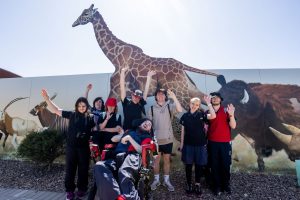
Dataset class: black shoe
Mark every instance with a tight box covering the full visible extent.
[213,188,222,196]
[223,186,231,195]
[194,184,202,195]
[185,183,193,194]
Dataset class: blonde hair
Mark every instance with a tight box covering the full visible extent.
[190,97,201,104]
[189,97,204,112]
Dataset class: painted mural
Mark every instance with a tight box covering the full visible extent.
[1,4,299,173]
[1,69,300,172]
[72,4,224,107]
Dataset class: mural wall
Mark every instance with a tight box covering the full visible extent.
[0,73,111,150]
[1,5,299,172]
[0,68,300,173]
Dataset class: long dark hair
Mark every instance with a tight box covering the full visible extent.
[74,97,90,113]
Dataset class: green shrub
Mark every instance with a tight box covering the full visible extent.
[17,129,64,167]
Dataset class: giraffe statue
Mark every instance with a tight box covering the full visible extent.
[72,4,224,107]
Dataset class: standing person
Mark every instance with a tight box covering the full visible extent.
[148,88,183,192]
[120,66,156,131]
[98,97,123,151]
[41,89,96,200]
[179,96,216,195]
[84,83,105,145]
[206,92,236,196]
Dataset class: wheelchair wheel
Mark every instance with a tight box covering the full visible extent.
[137,178,153,200]
[137,179,145,200]
[87,182,97,200]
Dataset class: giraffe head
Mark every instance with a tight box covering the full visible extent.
[72,4,98,27]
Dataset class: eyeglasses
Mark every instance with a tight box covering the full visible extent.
[141,121,152,127]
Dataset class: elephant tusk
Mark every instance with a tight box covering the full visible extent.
[269,127,292,145]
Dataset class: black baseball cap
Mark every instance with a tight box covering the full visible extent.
[132,89,143,98]
[210,92,224,101]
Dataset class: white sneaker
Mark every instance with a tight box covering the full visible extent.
[150,179,161,190]
[163,179,175,192]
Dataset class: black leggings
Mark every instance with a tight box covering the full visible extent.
[185,164,202,185]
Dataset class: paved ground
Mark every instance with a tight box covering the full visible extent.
[0,188,67,200]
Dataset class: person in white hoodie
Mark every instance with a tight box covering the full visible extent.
[148,88,183,192]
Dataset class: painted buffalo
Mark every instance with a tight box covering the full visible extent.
[218,79,300,170]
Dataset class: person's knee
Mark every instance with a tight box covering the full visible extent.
[163,154,171,163]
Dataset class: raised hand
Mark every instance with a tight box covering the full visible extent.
[121,66,129,74]
[147,70,156,77]
[41,89,50,100]
[87,84,92,91]
[106,112,112,121]
[227,104,235,115]
[203,95,212,105]
[167,89,176,99]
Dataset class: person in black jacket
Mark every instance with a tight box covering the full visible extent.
[120,66,155,131]
[41,89,96,200]
[84,83,105,147]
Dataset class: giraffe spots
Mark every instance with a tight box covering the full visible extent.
[173,67,179,74]
[89,10,213,107]
[140,68,149,76]
[122,47,132,59]
[132,63,139,69]
[105,35,112,43]
[135,53,142,60]
[162,66,168,74]
[175,62,181,69]
[107,41,114,49]
[131,69,138,77]
[143,59,151,66]
[165,72,173,81]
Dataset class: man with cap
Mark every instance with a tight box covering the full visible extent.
[120,66,156,131]
[206,92,236,196]
[93,118,153,200]
[148,88,183,192]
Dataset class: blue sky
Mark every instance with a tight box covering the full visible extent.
[1,0,300,77]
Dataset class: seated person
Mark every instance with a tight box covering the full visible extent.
[94,118,153,200]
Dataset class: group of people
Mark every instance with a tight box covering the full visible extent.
[179,92,236,196]
[41,67,236,200]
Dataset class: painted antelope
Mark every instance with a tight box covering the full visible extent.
[29,93,69,134]
[0,97,41,149]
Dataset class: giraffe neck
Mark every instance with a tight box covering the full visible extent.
[92,12,129,69]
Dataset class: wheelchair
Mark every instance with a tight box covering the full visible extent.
[88,138,158,200]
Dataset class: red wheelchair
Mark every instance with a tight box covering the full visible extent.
[88,138,158,200]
